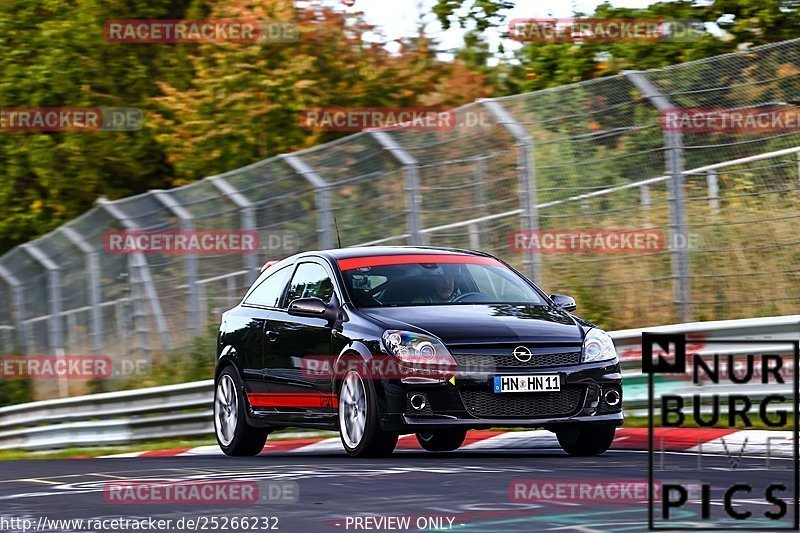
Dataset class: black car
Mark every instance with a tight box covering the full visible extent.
[214,246,623,458]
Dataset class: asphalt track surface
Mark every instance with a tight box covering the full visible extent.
[0,443,796,533]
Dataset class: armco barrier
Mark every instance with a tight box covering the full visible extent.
[0,315,797,451]
[0,381,213,451]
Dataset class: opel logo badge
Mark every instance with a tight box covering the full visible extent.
[513,346,532,363]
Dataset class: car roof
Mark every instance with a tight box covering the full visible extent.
[258,246,494,275]
[317,246,490,261]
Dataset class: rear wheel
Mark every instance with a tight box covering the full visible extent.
[214,367,269,456]
[338,370,398,457]
[416,429,467,452]
[556,423,616,456]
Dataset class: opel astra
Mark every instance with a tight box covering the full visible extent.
[214,247,623,457]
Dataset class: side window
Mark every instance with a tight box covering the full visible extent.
[285,263,334,304]
[244,266,292,308]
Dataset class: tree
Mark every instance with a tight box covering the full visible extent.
[0,0,492,251]
[435,0,800,93]
[153,0,492,184]
[433,0,514,32]
[0,0,184,251]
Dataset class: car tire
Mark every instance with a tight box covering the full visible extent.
[416,429,467,452]
[338,369,398,457]
[214,367,269,456]
[556,423,616,456]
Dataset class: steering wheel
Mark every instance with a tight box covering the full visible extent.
[351,288,383,307]
[451,292,485,303]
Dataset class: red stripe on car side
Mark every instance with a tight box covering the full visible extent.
[247,392,338,409]
[337,254,502,271]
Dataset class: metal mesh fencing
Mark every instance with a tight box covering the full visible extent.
[1,38,799,399]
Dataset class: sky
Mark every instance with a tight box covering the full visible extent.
[328,0,662,60]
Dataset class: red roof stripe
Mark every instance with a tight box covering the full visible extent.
[261,260,279,273]
[337,254,502,271]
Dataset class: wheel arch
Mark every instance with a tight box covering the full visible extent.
[215,345,246,383]
[332,341,389,405]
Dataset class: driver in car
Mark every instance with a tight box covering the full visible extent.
[432,271,455,302]
[412,271,457,304]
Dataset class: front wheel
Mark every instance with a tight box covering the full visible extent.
[416,429,467,452]
[214,367,269,456]
[338,370,398,457]
[555,423,616,456]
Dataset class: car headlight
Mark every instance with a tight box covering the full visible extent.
[582,328,618,363]
[381,330,457,378]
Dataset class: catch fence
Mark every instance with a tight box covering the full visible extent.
[1,39,799,399]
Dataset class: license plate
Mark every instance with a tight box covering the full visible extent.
[492,374,560,393]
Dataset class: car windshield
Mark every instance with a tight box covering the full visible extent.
[340,256,547,307]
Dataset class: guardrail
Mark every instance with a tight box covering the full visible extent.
[0,381,213,451]
[0,314,797,451]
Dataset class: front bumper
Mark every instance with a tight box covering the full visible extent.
[378,359,623,431]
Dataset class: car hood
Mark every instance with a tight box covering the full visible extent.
[359,304,585,345]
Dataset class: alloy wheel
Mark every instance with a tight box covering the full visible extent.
[215,374,238,447]
[339,371,367,448]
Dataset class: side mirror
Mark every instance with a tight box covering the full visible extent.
[550,294,577,312]
[288,297,340,324]
[288,297,328,318]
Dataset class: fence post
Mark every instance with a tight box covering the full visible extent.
[66,313,78,353]
[625,70,691,322]
[468,223,481,249]
[795,152,800,187]
[115,300,127,357]
[61,227,103,355]
[21,243,63,354]
[282,155,335,249]
[481,99,540,285]
[0,264,28,353]
[227,275,237,308]
[641,184,652,210]
[707,171,720,217]
[152,190,201,335]
[209,175,259,284]
[98,198,172,353]
[370,131,424,246]
[473,156,488,248]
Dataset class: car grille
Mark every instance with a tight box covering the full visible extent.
[452,351,582,370]
[459,386,585,418]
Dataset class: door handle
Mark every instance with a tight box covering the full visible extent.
[266,330,279,342]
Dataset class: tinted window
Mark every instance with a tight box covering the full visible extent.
[342,261,546,307]
[286,263,334,304]
[244,266,292,308]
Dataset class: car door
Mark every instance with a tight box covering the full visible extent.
[264,259,338,416]
[239,264,293,399]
